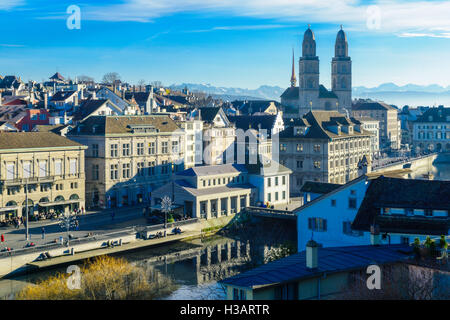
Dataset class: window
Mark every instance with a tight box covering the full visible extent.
[331,199,336,207]
[275,192,279,201]
[39,114,46,120]
[148,161,155,176]
[161,141,168,154]
[110,144,118,157]
[308,218,327,232]
[92,144,99,157]
[110,164,118,180]
[275,177,279,186]
[172,140,179,153]
[282,191,286,200]
[343,221,363,236]
[314,161,321,169]
[39,160,47,177]
[282,176,286,185]
[267,178,271,187]
[297,160,303,168]
[69,159,77,175]
[296,144,303,152]
[313,144,321,152]
[70,182,78,189]
[233,289,246,300]
[267,193,271,202]
[137,142,144,155]
[122,163,131,178]
[92,164,99,180]
[123,143,130,156]
[348,197,357,209]
[23,161,31,178]
[280,143,287,152]
[137,162,145,176]
[161,160,168,174]
[148,142,156,155]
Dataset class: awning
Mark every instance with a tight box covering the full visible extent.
[38,199,82,207]
[0,206,19,212]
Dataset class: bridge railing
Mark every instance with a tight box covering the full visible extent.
[245,206,295,216]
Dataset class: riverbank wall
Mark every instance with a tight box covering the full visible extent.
[0,215,235,278]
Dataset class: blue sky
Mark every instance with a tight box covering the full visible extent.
[1,0,450,89]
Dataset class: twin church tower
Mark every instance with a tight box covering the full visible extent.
[281,25,352,117]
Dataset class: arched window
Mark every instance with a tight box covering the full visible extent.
[55,195,65,202]
[70,194,79,200]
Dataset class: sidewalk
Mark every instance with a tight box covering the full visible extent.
[0,204,150,253]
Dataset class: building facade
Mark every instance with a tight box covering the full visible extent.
[279,111,372,193]
[68,115,185,209]
[412,106,450,153]
[352,100,401,151]
[0,132,86,220]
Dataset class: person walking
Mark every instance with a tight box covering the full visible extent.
[1,234,4,244]
[41,227,45,239]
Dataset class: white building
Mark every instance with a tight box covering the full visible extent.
[412,106,450,153]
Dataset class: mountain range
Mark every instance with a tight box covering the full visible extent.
[170,82,450,107]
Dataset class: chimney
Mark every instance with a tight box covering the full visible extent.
[370,225,381,245]
[306,239,319,269]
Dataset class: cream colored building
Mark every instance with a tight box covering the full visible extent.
[279,111,372,194]
[352,100,400,151]
[68,115,185,209]
[177,119,203,168]
[0,132,87,220]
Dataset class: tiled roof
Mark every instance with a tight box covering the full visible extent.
[69,115,181,135]
[176,164,248,177]
[233,100,281,115]
[51,91,76,101]
[300,181,342,194]
[318,85,338,99]
[352,176,450,233]
[415,107,450,123]
[72,99,109,121]
[280,87,299,99]
[228,114,277,132]
[352,101,396,111]
[220,244,412,289]
[0,132,84,150]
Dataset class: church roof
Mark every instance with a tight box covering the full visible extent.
[280,87,299,100]
[318,85,338,99]
[303,27,315,41]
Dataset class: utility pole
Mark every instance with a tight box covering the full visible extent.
[25,177,29,240]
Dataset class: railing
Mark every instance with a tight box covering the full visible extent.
[245,206,296,219]
[372,152,438,171]
[144,218,199,232]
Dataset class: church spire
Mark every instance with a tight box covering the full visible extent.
[290,49,297,87]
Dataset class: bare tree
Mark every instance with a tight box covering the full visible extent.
[77,75,95,83]
[150,81,163,89]
[102,72,121,85]
[335,264,449,300]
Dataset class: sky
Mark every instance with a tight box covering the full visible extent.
[1,0,450,89]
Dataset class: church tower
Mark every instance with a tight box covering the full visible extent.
[299,25,320,116]
[331,26,352,113]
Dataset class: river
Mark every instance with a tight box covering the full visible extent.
[0,219,297,300]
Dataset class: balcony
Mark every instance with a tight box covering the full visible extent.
[1,176,56,186]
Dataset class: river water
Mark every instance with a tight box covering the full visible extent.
[0,219,297,300]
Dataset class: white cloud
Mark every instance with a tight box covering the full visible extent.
[0,0,24,10]
[80,0,450,36]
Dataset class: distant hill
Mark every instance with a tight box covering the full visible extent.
[170,83,450,107]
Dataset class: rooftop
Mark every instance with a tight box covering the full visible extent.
[220,244,412,289]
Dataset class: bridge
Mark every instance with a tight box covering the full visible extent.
[244,206,296,220]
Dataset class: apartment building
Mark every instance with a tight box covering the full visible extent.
[67,115,185,209]
[352,100,400,151]
[176,119,203,168]
[412,106,450,153]
[0,132,86,220]
[279,111,372,193]
[351,117,380,157]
